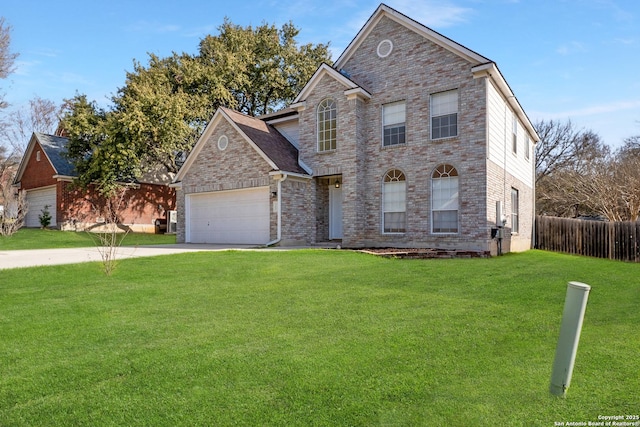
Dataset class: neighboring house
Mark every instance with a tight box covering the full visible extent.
[12,132,176,232]
[172,3,539,254]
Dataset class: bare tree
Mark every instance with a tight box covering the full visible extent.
[611,138,640,221]
[84,186,132,276]
[535,119,610,217]
[0,145,27,235]
[535,119,608,183]
[0,17,18,111]
[1,97,63,153]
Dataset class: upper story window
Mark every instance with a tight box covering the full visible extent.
[317,98,337,152]
[512,113,518,154]
[431,164,459,233]
[524,135,530,161]
[382,169,406,233]
[382,101,406,147]
[431,89,458,140]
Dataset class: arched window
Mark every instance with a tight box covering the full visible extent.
[383,169,406,233]
[317,98,336,151]
[431,164,458,233]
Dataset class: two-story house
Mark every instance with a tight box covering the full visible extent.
[172,3,539,254]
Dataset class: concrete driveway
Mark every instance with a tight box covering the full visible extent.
[0,244,258,270]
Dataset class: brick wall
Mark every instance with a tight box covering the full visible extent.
[279,177,313,245]
[59,182,175,233]
[176,118,275,243]
[19,142,58,190]
[297,16,492,250]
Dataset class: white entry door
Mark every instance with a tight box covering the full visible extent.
[329,185,343,240]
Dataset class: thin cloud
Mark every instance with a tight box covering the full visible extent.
[387,0,473,28]
[126,21,181,34]
[30,48,59,58]
[614,37,636,45]
[532,99,640,119]
[13,60,40,76]
[594,0,634,22]
[556,41,588,55]
[328,0,473,59]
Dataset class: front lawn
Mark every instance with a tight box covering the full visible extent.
[0,250,638,426]
[0,228,176,250]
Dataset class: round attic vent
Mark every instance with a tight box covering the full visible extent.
[218,135,228,151]
[377,39,393,58]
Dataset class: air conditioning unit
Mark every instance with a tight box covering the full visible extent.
[167,210,177,234]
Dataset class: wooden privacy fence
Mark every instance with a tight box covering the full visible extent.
[535,216,640,262]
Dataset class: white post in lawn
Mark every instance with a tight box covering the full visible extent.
[550,281,591,397]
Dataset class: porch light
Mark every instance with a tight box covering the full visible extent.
[334,179,341,189]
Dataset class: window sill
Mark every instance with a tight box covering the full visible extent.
[431,135,459,142]
[381,143,407,150]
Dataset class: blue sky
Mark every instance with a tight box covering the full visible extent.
[2,0,639,147]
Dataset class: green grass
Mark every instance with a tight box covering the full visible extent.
[0,228,176,250]
[0,250,638,426]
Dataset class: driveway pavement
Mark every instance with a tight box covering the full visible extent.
[0,244,258,270]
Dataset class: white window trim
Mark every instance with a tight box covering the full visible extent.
[431,165,459,234]
[377,39,393,58]
[382,101,406,148]
[217,135,228,151]
[512,113,518,155]
[430,89,459,140]
[382,169,407,234]
[511,187,519,234]
[317,98,337,152]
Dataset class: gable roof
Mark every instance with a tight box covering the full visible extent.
[13,132,175,186]
[331,3,539,142]
[174,107,308,182]
[334,3,490,69]
[37,132,76,177]
[13,132,76,185]
[291,63,372,105]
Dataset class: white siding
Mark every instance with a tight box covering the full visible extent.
[487,81,534,188]
[272,120,300,148]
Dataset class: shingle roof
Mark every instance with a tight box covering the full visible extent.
[32,133,173,185]
[35,132,76,176]
[221,108,307,175]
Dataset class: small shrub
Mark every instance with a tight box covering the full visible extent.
[39,205,52,229]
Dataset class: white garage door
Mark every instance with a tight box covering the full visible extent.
[25,186,57,228]
[187,187,270,244]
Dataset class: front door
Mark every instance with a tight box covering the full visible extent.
[329,185,343,240]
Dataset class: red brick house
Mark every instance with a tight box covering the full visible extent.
[12,132,176,232]
[172,3,539,254]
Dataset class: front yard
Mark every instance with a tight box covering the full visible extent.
[0,249,638,425]
[0,228,176,250]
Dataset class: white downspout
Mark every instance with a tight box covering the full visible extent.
[266,173,287,246]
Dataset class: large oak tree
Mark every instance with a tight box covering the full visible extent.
[63,19,331,195]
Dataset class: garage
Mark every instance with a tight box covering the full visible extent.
[186,187,270,244]
[25,186,57,228]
